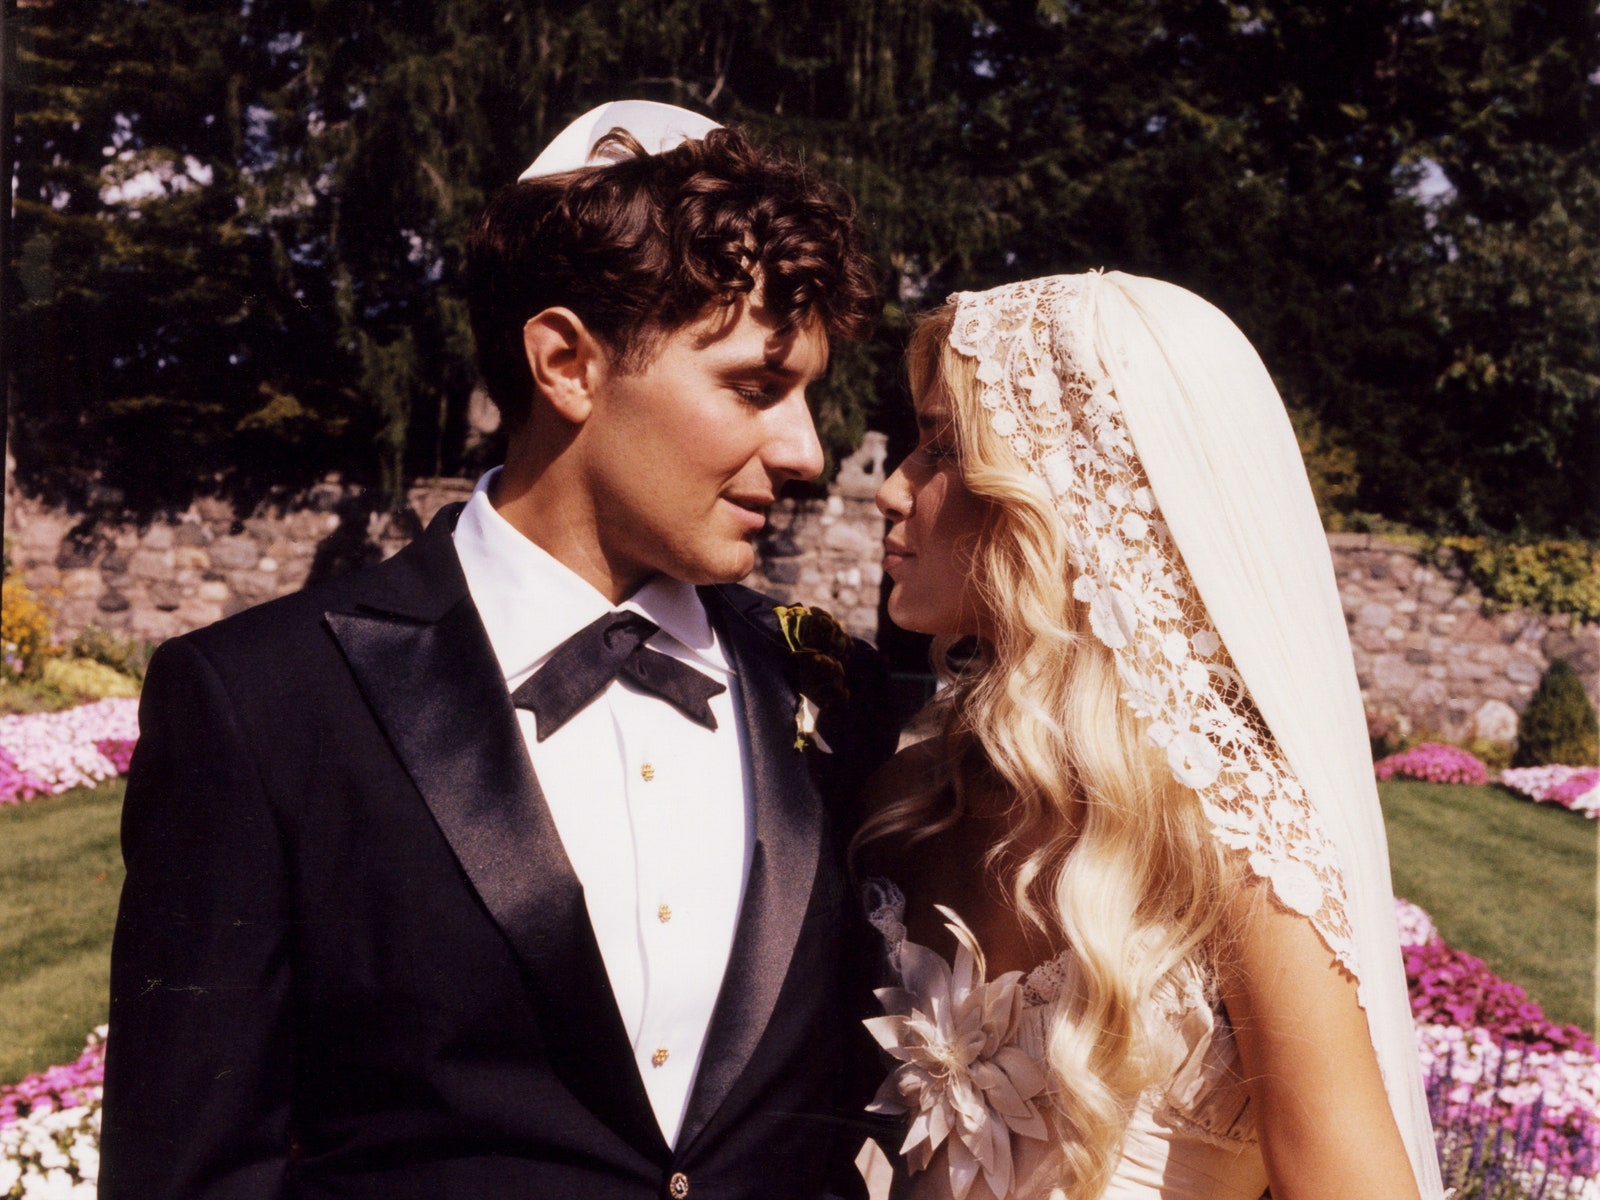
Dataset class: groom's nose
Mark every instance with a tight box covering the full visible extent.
[761,392,826,485]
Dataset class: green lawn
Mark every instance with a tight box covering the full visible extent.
[0,778,1593,1084]
[0,780,125,1082]
[1381,779,1597,1033]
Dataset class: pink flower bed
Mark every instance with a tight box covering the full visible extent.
[94,739,136,775]
[1375,741,1490,785]
[0,1030,104,1127]
[0,699,139,806]
[1393,897,1438,948]
[1501,766,1600,819]
[1398,900,1600,1189]
[0,749,50,805]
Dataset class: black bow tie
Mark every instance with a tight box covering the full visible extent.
[512,611,726,740]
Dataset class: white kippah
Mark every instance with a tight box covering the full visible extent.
[517,100,722,181]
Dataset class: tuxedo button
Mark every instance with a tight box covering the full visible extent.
[651,1046,669,1067]
[658,904,672,923]
[668,1172,689,1199]
[640,762,656,782]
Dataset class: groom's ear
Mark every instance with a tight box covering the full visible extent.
[522,307,605,425]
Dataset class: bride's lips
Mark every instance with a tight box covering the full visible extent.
[882,539,913,573]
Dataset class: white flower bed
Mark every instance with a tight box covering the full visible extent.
[0,699,139,804]
[0,1101,99,1200]
[1500,765,1600,818]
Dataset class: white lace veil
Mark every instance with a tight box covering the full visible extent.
[946,272,1443,1196]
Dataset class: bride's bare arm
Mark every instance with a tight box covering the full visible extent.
[1217,891,1424,1200]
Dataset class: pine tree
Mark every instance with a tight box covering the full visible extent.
[6,0,1597,537]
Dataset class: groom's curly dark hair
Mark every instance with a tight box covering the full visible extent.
[466,124,879,430]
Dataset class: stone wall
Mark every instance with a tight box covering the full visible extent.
[2,433,891,646]
[742,432,888,639]
[4,478,475,645]
[7,441,1597,745]
[1331,533,1599,743]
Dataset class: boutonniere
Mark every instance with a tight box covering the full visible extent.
[774,604,853,753]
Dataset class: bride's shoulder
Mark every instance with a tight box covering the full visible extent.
[861,735,948,818]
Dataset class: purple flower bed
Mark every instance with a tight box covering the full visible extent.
[1375,741,1491,786]
[1501,766,1600,820]
[1401,905,1600,1190]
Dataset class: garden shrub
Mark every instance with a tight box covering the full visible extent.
[42,657,141,700]
[1366,709,1413,761]
[0,572,60,682]
[1437,538,1600,622]
[1513,659,1599,768]
[68,625,152,683]
[1464,738,1513,771]
[1289,405,1361,521]
[0,678,79,715]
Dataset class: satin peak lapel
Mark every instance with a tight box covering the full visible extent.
[678,586,826,1148]
[322,514,666,1160]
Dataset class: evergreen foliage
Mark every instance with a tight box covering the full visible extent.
[5,0,1598,537]
[1513,659,1600,768]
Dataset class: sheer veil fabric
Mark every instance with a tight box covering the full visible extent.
[945,272,1443,1196]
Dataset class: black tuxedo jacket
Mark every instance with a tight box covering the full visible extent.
[101,505,895,1200]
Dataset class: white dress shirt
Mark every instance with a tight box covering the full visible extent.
[453,470,753,1146]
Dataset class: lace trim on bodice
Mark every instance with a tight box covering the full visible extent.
[863,878,1257,1162]
[863,877,910,972]
[865,878,1076,1011]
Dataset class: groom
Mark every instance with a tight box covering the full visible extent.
[101,102,891,1200]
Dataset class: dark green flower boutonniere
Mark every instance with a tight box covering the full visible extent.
[774,604,853,752]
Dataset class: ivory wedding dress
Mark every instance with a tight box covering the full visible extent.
[864,880,1268,1200]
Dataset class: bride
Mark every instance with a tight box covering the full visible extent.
[856,273,1445,1199]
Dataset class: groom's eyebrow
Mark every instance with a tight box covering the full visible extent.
[717,346,831,385]
[753,357,805,378]
[714,359,829,390]
[762,355,832,383]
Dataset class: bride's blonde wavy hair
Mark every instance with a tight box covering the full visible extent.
[856,302,1238,1198]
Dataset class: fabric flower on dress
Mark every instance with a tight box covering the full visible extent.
[866,907,1051,1200]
